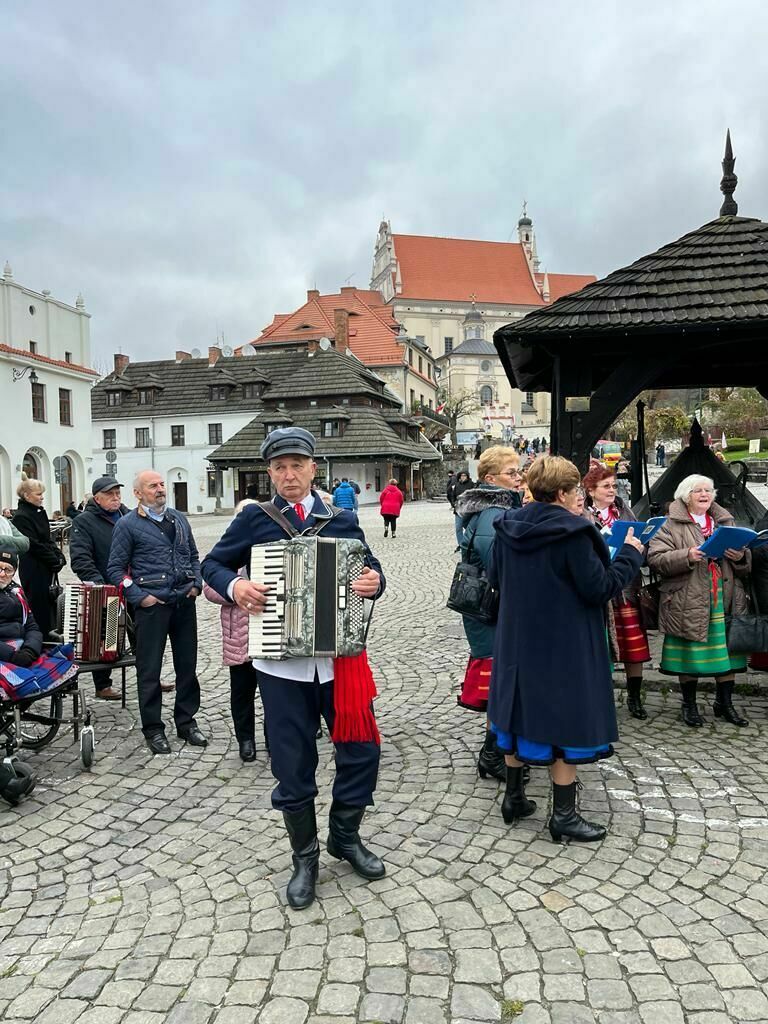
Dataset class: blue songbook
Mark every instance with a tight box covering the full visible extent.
[698,526,768,559]
[602,517,666,559]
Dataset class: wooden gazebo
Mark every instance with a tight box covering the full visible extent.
[494,134,768,503]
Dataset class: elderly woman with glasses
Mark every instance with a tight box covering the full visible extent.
[647,474,750,727]
[454,446,523,786]
[0,550,43,669]
[582,463,651,720]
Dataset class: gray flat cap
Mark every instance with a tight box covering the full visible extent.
[260,426,316,462]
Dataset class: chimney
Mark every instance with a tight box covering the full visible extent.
[208,346,221,366]
[307,289,320,301]
[114,353,129,376]
[340,286,356,295]
[176,350,191,362]
[334,309,350,353]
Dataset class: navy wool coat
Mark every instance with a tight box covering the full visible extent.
[487,501,643,748]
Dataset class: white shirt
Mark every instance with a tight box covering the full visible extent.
[227,492,334,683]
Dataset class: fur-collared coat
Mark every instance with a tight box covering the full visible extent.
[456,484,521,658]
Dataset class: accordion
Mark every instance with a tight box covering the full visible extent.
[248,537,367,659]
[62,583,127,662]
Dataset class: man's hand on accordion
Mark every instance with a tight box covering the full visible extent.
[233,578,271,614]
[351,567,381,599]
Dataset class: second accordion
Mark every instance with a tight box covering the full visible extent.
[62,583,127,662]
[248,536,367,659]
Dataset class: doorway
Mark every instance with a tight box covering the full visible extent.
[173,482,188,512]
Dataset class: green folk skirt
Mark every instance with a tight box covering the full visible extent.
[660,579,747,676]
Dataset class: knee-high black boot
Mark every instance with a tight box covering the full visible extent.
[501,766,537,824]
[548,781,606,843]
[626,678,647,719]
[680,680,703,726]
[327,801,385,879]
[713,679,748,726]
[477,730,506,781]
[283,804,320,909]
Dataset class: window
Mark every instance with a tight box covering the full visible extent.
[208,423,222,445]
[29,341,37,354]
[137,388,155,405]
[375,469,382,491]
[209,385,229,401]
[408,349,413,366]
[103,429,116,449]
[321,420,342,438]
[420,394,425,407]
[480,359,492,373]
[416,335,425,345]
[171,425,185,446]
[264,422,287,436]
[418,356,423,374]
[409,389,415,407]
[58,388,72,426]
[106,391,123,407]
[427,364,432,379]
[429,398,433,410]
[480,385,493,406]
[135,427,150,448]
[31,382,46,422]
[243,383,262,400]
[525,391,535,407]
[444,337,453,355]
[207,470,218,498]
[64,351,72,364]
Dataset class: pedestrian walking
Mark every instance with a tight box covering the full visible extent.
[454,447,521,784]
[379,479,404,537]
[107,470,206,755]
[583,464,651,720]
[647,475,750,728]
[488,455,644,841]
[70,476,131,700]
[202,427,386,910]
[13,477,66,640]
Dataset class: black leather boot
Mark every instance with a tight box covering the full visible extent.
[501,766,537,824]
[477,730,506,781]
[548,781,606,843]
[283,805,320,909]
[713,679,748,727]
[680,680,704,726]
[626,678,647,719]
[327,801,385,879]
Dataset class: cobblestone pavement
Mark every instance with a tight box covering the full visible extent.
[3,502,768,1024]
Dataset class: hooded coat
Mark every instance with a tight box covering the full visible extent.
[456,484,521,657]
[487,501,643,748]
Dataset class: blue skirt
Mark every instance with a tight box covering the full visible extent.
[491,722,614,766]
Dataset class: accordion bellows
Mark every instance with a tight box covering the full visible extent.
[248,537,367,659]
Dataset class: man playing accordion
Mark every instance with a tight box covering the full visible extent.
[202,427,386,910]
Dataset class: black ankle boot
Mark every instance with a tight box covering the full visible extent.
[713,679,748,727]
[680,680,703,726]
[626,678,647,719]
[501,766,537,824]
[283,805,320,909]
[327,801,385,879]
[477,731,506,781]
[548,782,606,843]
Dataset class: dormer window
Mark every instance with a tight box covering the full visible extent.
[209,384,230,401]
[243,382,264,400]
[321,419,344,438]
[137,388,155,406]
[106,391,123,407]
[263,421,290,436]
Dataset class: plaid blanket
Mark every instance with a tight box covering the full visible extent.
[0,644,78,702]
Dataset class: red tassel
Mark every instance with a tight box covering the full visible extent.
[331,650,380,745]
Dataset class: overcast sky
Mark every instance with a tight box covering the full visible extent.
[3,1,768,366]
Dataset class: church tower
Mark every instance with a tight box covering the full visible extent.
[517,203,540,273]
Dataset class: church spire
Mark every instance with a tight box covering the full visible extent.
[719,130,738,217]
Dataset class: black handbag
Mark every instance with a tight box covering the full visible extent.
[726,579,768,653]
[637,571,660,632]
[48,573,63,603]
[446,526,499,625]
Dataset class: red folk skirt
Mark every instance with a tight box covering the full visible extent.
[613,599,651,664]
[457,656,491,712]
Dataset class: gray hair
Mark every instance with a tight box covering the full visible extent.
[673,474,716,505]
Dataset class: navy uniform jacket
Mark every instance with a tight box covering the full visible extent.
[202,492,386,601]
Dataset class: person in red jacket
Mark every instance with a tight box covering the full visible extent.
[379,479,404,538]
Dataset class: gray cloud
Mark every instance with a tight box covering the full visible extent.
[2,1,767,364]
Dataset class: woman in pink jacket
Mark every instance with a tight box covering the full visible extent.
[203,500,267,762]
[379,479,404,538]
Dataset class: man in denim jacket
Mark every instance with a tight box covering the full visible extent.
[108,470,205,754]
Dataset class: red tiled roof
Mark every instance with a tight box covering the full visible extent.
[254,288,406,365]
[392,234,594,305]
[535,272,596,302]
[0,343,99,376]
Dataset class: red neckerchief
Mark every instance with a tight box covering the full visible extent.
[595,504,619,527]
[689,511,720,606]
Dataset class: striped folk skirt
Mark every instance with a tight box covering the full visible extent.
[613,598,651,664]
[660,580,747,677]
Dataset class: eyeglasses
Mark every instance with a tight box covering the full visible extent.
[0,567,16,576]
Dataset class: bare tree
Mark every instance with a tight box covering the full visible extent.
[437,387,482,445]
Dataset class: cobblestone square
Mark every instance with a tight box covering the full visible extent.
[2,502,768,1023]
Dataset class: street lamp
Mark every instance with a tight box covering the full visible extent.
[12,366,38,384]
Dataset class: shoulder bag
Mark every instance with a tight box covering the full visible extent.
[726,577,768,653]
[446,523,499,625]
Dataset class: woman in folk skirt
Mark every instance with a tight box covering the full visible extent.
[647,475,750,727]
[583,464,651,719]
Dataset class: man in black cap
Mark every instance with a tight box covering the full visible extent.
[203,427,386,910]
[70,477,130,700]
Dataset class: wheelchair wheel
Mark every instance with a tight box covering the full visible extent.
[19,692,64,750]
[80,726,95,770]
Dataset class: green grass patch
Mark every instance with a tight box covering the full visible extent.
[724,449,768,461]
[0,963,18,979]
[501,1000,525,1019]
